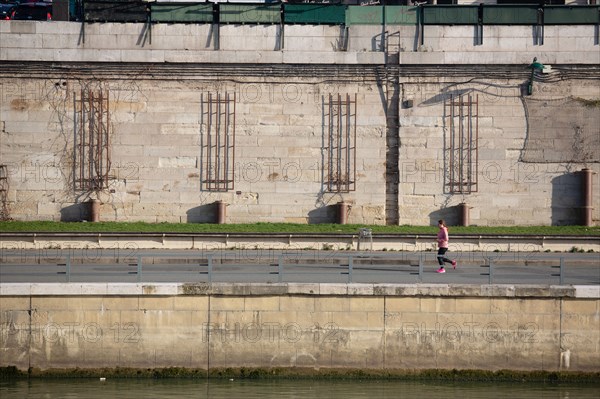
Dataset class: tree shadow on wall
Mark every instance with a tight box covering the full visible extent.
[420,88,472,107]
[308,204,337,224]
[186,203,220,224]
[60,203,89,222]
[551,173,582,226]
[421,81,522,107]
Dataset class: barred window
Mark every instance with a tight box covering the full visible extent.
[324,93,357,193]
[445,94,479,194]
[74,89,111,191]
[200,92,236,192]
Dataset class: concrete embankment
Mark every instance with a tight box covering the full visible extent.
[1,283,598,374]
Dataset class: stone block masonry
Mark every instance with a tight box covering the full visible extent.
[1,67,598,225]
[0,283,598,373]
[0,21,599,226]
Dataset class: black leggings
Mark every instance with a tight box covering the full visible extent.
[437,247,452,266]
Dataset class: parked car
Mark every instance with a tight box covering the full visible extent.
[11,1,52,20]
[0,1,19,20]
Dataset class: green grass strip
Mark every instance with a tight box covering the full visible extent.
[0,221,599,236]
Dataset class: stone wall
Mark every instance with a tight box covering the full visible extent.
[398,77,600,226]
[0,22,599,225]
[2,66,598,225]
[0,71,388,224]
[1,283,598,372]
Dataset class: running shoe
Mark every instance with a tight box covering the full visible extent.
[436,268,445,273]
[452,260,457,269]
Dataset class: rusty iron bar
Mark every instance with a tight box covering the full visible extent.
[216,92,222,191]
[97,90,103,189]
[88,89,94,190]
[105,90,110,189]
[475,94,479,193]
[207,93,213,191]
[353,93,357,192]
[324,93,356,193]
[75,88,110,191]
[231,91,236,191]
[337,93,343,192]
[467,94,472,193]
[78,89,84,190]
[225,92,230,192]
[458,95,465,193]
[202,92,236,191]
[327,93,333,193]
[446,94,479,194]
[449,94,455,193]
[345,94,350,193]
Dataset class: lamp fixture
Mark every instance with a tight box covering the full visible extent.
[527,57,545,95]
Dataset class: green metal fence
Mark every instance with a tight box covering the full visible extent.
[421,5,479,25]
[422,4,600,26]
[219,4,281,25]
[283,4,346,25]
[385,6,418,25]
[150,3,214,24]
[80,2,600,26]
[544,5,600,24]
[482,5,539,25]
[345,5,382,25]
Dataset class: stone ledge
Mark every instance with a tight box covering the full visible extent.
[574,285,600,298]
[0,283,592,298]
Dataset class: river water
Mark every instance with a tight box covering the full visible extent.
[1,378,599,399]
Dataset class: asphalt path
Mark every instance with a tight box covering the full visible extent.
[1,250,598,285]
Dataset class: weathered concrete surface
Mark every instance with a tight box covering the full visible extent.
[1,283,598,372]
[1,23,598,65]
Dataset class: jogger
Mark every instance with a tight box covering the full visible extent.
[436,219,456,273]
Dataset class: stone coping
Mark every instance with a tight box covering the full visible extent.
[0,283,598,298]
[1,233,598,254]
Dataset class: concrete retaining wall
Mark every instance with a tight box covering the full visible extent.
[1,23,598,65]
[1,283,599,372]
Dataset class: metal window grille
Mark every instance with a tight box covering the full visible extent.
[324,93,357,193]
[74,89,111,191]
[445,94,479,194]
[200,92,236,192]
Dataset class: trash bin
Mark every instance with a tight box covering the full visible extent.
[581,168,593,226]
[88,199,100,222]
[458,202,470,227]
[215,200,226,224]
[337,202,349,224]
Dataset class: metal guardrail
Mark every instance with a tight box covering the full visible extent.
[1,231,598,246]
[1,250,598,285]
